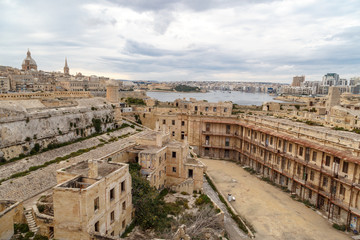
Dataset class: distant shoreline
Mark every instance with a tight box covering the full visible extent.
[146,89,203,93]
[146,90,282,106]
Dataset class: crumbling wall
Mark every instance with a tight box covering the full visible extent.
[0,100,117,160]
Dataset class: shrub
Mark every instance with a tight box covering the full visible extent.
[14,223,29,233]
[125,97,145,106]
[25,231,35,238]
[195,194,212,205]
[37,204,45,213]
[33,235,49,240]
[92,118,102,133]
[30,143,41,154]
[332,223,346,231]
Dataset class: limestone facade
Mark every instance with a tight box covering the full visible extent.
[106,85,119,103]
[141,103,360,231]
[0,98,118,160]
[44,160,133,240]
[130,129,206,192]
[0,77,10,93]
[54,160,132,240]
[0,200,23,240]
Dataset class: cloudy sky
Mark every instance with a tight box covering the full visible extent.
[0,0,360,83]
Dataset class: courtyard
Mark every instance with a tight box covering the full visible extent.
[201,159,350,240]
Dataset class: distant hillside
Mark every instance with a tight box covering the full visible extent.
[174,84,201,92]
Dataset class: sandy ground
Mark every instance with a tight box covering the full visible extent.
[203,179,249,240]
[201,159,351,240]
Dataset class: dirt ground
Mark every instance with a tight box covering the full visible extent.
[201,159,351,240]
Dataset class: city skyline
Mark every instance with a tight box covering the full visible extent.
[1,0,360,83]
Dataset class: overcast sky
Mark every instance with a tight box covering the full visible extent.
[0,0,360,83]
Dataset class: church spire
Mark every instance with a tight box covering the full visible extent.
[64,57,69,75]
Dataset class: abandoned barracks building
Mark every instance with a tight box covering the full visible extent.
[139,98,360,232]
[0,125,205,239]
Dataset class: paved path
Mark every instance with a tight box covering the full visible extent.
[0,129,148,201]
[201,159,351,240]
[203,178,249,240]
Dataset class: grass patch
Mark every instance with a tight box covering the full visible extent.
[0,132,134,184]
[14,223,29,233]
[332,223,346,231]
[0,123,133,167]
[120,221,136,238]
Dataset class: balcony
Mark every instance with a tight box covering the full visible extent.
[202,130,236,137]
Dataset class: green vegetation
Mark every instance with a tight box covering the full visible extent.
[120,221,136,238]
[30,143,41,155]
[0,122,132,167]
[33,235,48,240]
[14,223,29,233]
[126,97,146,105]
[353,128,360,134]
[174,84,200,92]
[25,232,35,238]
[129,163,191,233]
[332,223,346,231]
[0,131,134,184]
[195,194,212,206]
[92,118,102,133]
[13,223,48,240]
[333,126,347,131]
[134,114,142,124]
[37,204,45,213]
[295,119,323,127]
[130,162,173,231]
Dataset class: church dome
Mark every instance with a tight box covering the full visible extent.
[22,57,37,66]
[22,49,37,70]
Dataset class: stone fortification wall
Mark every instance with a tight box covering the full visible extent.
[0,98,117,160]
[0,91,92,101]
[119,90,147,100]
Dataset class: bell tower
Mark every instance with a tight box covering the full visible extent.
[64,57,69,75]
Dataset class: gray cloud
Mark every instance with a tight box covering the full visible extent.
[107,0,277,12]
[0,0,360,82]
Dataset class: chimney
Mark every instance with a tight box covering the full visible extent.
[155,120,160,131]
[156,132,162,147]
[88,160,98,179]
[184,136,188,145]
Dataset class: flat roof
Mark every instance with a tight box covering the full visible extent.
[61,160,125,178]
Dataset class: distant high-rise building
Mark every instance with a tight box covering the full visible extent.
[291,76,305,86]
[21,49,37,71]
[322,73,339,86]
[64,58,69,75]
[349,77,360,86]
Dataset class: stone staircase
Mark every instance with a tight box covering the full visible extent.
[171,178,194,194]
[24,208,39,234]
